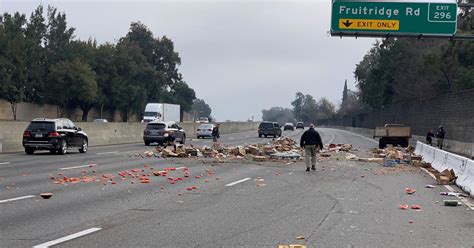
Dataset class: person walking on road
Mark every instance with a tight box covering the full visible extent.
[300,124,323,172]
[212,124,220,142]
[436,125,445,149]
[426,129,435,146]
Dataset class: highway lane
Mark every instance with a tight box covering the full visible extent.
[1,128,473,247]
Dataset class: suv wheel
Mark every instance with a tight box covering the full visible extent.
[25,148,35,155]
[258,134,262,138]
[180,135,186,144]
[49,149,57,154]
[79,139,88,153]
[144,141,150,146]
[58,140,68,155]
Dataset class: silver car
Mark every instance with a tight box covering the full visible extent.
[143,121,186,146]
[196,124,215,139]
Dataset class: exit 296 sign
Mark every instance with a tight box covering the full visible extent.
[331,0,457,37]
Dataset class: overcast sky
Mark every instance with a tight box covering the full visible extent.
[1,0,376,121]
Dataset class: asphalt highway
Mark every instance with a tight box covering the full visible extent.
[1,128,473,247]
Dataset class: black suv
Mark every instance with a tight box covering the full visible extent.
[296,122,304,129]
[22,118,88,155]
[258,121,282,138]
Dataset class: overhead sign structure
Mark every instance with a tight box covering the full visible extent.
[331,0,458,37]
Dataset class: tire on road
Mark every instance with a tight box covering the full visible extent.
[79,139,88,153]
[25,148,35,155]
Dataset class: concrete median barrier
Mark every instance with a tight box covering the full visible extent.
[0,121,259,153]
[415,141,474,198]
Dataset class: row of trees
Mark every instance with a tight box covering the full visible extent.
[354,8,474,109]
[0,5,196,121]
[262,92,337,125]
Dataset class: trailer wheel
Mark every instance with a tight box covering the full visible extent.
[378,138,386,149]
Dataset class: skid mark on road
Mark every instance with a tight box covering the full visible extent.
[33,227,102,248]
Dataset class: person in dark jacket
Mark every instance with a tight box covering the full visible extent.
[436,125,445,149]
[426,129,434,146]
[212,124,220,142]
[300,124,323,172]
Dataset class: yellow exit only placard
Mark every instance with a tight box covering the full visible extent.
[338,19,400,31]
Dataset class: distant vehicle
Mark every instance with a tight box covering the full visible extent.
[196,123,215,139]
[93,119,108,123]
[142,103,180,123]
[196,117,209,123]
[143,121,186,146]
[296,122,304,129]
[258,121,282,138]
[374,124,411,149]
[283,123,295,131]
[22,118,88,155]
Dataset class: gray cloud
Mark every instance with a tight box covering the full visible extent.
[1,0,376,121]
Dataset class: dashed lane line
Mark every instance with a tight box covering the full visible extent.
[33,227,102,248]
[225,178,251,187]
[0,195,35,204]
[0,162,11,165]
[59,164,98,170]
[96,151,119,155]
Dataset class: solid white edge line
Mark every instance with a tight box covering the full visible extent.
[321,128,378,144]
[0,195,35,204]
[96,151,119,155]
[225,177,251,187]
[33,227,102,248]
[420,168,474,210]
[0,162,11,165]
[59,164,98,170]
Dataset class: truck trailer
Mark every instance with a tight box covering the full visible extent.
[142,103,180,122]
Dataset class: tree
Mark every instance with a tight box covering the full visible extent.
[24,5,47,103]
[170,81,195,113]
[342,79,348,107]
[191,99,212,120]
[317,98,336,119]
[301,94,318,123]
[45,6,75,66]
[291,92,305,121]
[47,60,97,119]
[0,12,28,120]
[261,107,295,125]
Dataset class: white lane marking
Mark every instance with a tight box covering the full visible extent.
[326,128,378,144]
[0,162,11,165]
[33,227,102,248]
[96,151,119,155]
[225,177,251,187]
[327,131,335,144]
[421,168,474,210]
[176,167,187,170]
[0,195,35,204]
[59,164,98,170]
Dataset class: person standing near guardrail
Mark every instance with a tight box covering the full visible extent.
[212,124,220,142]
[300,124,323,172]
[436,125,445,149]
[426,129,435,146]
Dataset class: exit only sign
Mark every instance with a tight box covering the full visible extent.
[331,0,458,37]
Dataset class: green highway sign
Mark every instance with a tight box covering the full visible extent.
[331,0,458,37]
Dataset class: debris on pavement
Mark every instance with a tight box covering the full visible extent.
[425,185,436,188]
[411,205,421,210]
[405,188,416,194]
[40,193,53,199]
[296,236,305,240]
[399,204,409,210]
[440,192,467,197]
[443,200,460,206]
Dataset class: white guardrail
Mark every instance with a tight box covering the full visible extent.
[415,141,474,198]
